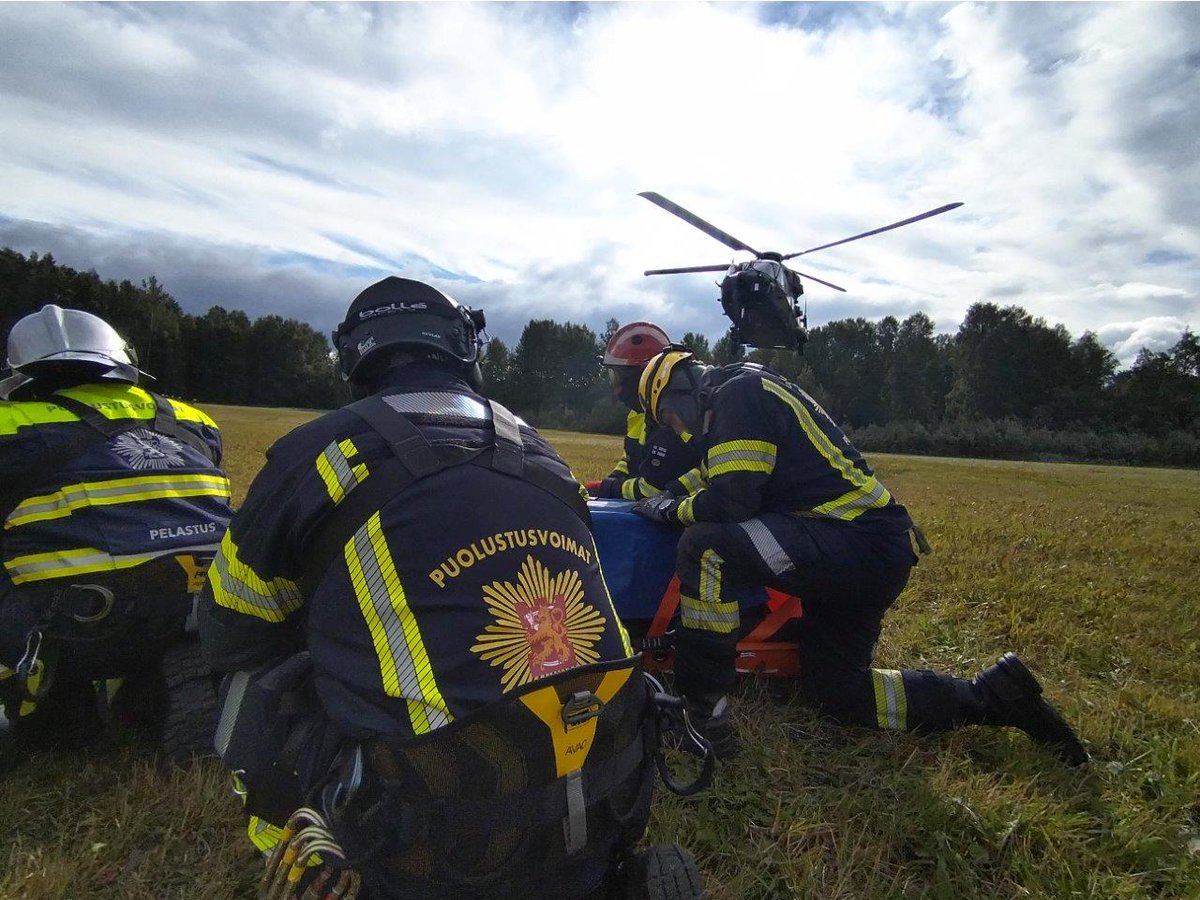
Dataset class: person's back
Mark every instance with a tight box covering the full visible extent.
[205,360,631,739]
[0,305,232,765]
[200,278,702,900]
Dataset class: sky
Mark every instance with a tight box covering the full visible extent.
[0,2,1197,367]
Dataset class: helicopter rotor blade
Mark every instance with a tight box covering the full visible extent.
[639,191,761,256]
[782,202,963,260]
[644,264,734,276]
[791,269,847,292]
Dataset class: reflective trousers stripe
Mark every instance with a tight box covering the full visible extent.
[345,511,452,734]
[871,669,908,730]
[680,548,740,634]
[739,519,793,575]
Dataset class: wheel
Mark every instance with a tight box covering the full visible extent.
[622,844,705,900]
[158,637,219,768]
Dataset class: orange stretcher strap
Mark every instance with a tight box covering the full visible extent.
[647,575,682,638]
[743,594,801,643]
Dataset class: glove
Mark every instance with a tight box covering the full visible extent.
[593,476,624,499]
[633,494,681,525]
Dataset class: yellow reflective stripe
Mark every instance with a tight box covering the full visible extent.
[6,474,231,528]
[706,438,777,478]
[761,379,882,504]
[0,386,215,433]
[626,410,646,441]
[209,531,304,623]
[871,669,907,730]
[248,815,283,853]
[676,468,705,494]
[676,493,698,526]
[346,511,451,734]
[5,546,172,584]
[612,459,630,475]
[315,437,368,504]
[637,479,662,498]
[812,479,891,521]
[707,458,774,477]
[680,595,739,634]
[619,478,662,501]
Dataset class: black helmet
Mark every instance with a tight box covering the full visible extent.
[332,277,486,386]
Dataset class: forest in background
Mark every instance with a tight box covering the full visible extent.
[2,248,1197,465]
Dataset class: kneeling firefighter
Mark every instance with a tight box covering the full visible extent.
[592,323,702,501]
[632,349,1089,767]
[0,305,232,770]
[200,277,711,900]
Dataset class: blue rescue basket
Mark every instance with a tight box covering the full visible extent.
[588,499,680,620]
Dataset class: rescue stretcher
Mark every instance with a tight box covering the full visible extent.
[588,499,802,678]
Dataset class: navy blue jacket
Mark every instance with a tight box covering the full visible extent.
[200,365,632,741]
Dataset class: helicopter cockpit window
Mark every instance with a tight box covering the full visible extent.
[747,259,788,289]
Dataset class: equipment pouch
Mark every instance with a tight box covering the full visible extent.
[214,651,344,827]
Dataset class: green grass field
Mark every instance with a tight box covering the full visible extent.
[3,404,1198,899]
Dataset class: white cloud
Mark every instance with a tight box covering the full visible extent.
[1097,316,1192,366]
[0,2,1196,353]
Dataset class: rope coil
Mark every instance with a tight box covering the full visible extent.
[259,808,362,900]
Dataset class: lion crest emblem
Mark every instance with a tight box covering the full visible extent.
[471,555,606,692]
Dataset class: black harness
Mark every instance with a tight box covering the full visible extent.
[300,392,590,595]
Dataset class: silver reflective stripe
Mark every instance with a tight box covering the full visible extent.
[488,400,522,449]
[321,441,358,493]
[699,550,723,606]
[9,476,230,522]
[706,448,776,470]
[212,550,301,618]
[740,519,794,575]
[350,524,450,729]
[562,769,587,855]
[382,392,489,420]
[682,603,740,629]
[215,670,252,759]
[815,478,890,519]
[7,542,221,584]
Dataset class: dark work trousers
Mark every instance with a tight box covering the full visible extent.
[674,514,985,731]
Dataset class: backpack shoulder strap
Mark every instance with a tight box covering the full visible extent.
[299,394,590,595]
[148,394,218,463]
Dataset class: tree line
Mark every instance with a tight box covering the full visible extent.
[1,249,349,409]
[3,248,1197,466]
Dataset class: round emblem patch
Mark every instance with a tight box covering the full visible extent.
[113,428,186,470]
[471,554,607,693]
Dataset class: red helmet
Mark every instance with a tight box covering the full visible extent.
[601,322,671,367]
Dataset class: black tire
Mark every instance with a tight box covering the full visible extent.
[159,637,219,768]
[625,844,705,900]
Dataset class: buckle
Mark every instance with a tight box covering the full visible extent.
[561,691,603,726]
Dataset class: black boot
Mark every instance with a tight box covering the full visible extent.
[973,653,1089,766]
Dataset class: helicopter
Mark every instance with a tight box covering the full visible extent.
[639,191,963,351]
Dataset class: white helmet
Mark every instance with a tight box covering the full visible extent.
[1,305,145,399]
